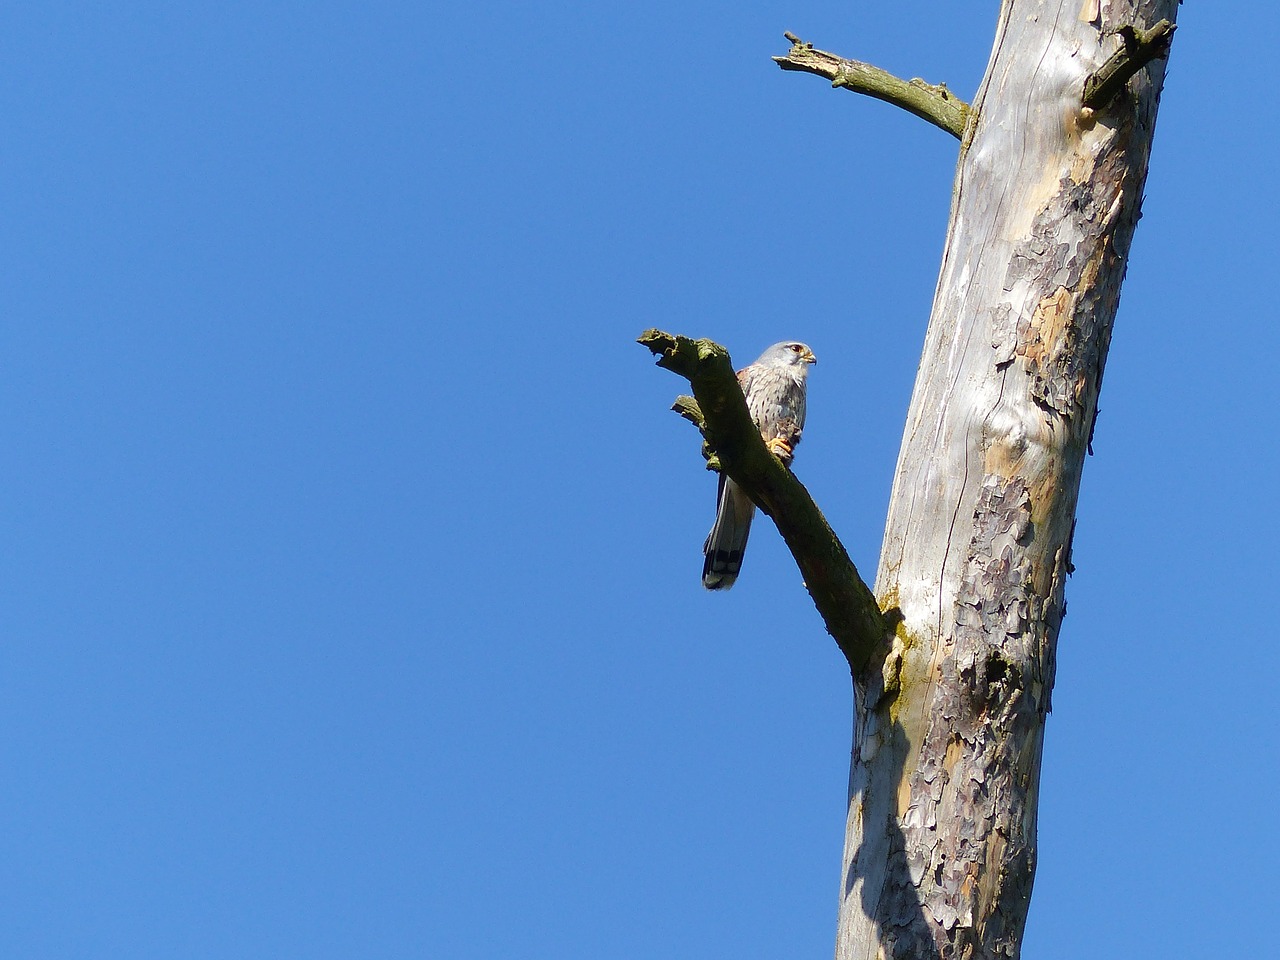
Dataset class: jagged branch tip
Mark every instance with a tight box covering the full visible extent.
[773,32,970,140]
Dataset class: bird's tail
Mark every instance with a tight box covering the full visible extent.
[702,476,755,590]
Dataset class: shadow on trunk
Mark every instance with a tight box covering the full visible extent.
[847,718,943,960]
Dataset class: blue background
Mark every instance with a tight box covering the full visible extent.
[3,2,1274,957]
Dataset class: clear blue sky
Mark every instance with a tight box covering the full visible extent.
[3,2,1275,957]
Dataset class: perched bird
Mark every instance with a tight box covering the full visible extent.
[702,341,817,590]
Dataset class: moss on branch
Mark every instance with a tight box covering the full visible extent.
[773,32,969,140]
[638,328,887,671]
[1083,20,1176,110]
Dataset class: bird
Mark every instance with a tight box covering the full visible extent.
[702,340,817,590]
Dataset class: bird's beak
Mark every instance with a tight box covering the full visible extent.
[804,350,817,364]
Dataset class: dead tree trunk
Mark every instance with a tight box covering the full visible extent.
[837,3,1176,956]
[642,2,1177,957]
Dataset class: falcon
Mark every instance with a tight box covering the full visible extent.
[702,340,817,589]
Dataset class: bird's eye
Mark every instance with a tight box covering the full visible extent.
[790,344,802,352]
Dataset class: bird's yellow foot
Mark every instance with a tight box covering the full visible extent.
[766,437,794,463]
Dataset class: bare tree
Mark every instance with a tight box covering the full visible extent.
[641,2,1177,957]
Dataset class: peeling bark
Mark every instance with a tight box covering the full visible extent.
[836,2,1177,957]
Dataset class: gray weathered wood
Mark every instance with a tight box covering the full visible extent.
[836,1,1177,956]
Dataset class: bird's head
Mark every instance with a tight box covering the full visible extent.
[763,341,817,368]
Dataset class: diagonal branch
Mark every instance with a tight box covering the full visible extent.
[1083,19,1176,110]
[638,329,887,671]
[773,31,970,140]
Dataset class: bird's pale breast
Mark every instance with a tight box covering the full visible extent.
[747,367,807,441]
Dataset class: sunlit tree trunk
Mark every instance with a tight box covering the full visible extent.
[642,2,1177,956]
[836,2,1177,957]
